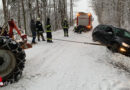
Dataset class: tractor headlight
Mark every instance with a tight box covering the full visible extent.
[122,42,129,48]
[119,47,127,52]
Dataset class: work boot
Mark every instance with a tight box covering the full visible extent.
[42,39,45,41]
[32,42,37,44]
[47,40,53,43]
[50,40,53,43]
[47,40,50,43]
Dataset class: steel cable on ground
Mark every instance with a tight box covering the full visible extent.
[53,38,105,46]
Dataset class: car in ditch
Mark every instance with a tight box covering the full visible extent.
[92,24,130,56]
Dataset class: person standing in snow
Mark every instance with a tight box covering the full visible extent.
[46,18,53,43]
[30,19,37,44]
[36,18,45,41]
[62,18,69,37]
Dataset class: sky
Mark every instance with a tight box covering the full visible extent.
[74,0,89,12]
[0,0,2,9]
[73,0,94,17]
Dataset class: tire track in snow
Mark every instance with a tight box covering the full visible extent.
[2,29,130,90]
[23,39,70,82]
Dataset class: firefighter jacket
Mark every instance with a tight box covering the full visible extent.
[62,20,69,29]
[46,24,51,32]
[36,21,44,33]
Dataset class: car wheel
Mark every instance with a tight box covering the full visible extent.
[111,43,119,52]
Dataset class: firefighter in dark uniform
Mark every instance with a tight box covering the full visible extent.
[46,18,53,43]
[36,18,45,41]
[30,19,36,44]
[62,18,69,37]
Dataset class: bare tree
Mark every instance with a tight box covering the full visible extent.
[21,0,27,34]
[1,0,73,34]
[36,0,40,18]
[2,0,8,22]
[17,1,21,28]
[92,0,130,31]
[70,0,74,26]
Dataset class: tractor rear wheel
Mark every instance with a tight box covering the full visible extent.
[0,36,26,86]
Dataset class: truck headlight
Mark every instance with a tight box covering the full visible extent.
[122,42,129,48]
[119,47,127,52]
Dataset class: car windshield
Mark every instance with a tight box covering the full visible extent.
[124,31,130,38]
[114,28,130,38]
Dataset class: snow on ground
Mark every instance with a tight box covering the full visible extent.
[1,28,130,90]
[1,1,130,90]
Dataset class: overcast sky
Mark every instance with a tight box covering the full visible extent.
[74,0,89,12]
[0,0,2,9]
[74,0,93,17]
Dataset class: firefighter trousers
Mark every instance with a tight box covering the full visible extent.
[46,32,52,42]
[63,28,68,37]
[37,33,45,41]
[32,36,36,43]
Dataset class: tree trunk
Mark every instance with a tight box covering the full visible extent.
[36,0,40,18]
[2,0,8,23]
[53,0,56,30]
[70,0,73,26]
[21,0,27,34]
[18,1,21,28]
[28,0,33,20]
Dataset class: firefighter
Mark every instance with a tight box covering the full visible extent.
[46,18,53,43]
[36,18,45,41]
[30,19,36,44]
[62,18,69,37]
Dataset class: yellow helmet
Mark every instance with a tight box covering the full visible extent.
[37,18,40,21]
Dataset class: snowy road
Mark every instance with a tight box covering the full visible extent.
[1,2,130,88]
[1,28,130,90]
[1,0,130,89]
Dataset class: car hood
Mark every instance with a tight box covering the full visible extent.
[115,37,130,45]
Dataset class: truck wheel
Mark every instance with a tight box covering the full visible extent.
[0,37,26,86]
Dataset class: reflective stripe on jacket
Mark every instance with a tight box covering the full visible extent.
[46,25,51,32]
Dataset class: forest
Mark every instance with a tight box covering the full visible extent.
[92,0,130,31]
[1,0,74,35]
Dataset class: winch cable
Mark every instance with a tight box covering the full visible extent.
[53,38,105,46]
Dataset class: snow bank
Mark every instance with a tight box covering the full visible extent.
[105,50,130,72]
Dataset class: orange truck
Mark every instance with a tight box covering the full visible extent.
[74,12,93,33]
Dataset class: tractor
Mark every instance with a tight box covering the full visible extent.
[0,19,32,86]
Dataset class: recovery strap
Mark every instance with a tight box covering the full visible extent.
[53,38,105,46]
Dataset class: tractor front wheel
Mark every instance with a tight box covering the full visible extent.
[0,36,26,86]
